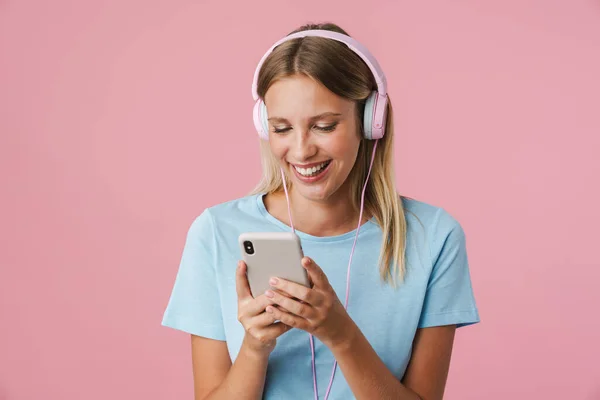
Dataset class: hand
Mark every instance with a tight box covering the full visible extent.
[263,257,355,350]
[236,260,291,356]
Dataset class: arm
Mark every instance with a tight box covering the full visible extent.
[330,322,456,400]
[265,257,457,400]
[402,325,456,399]
[162,213,288,399]
[330,214,474,399]
[193,261,290,400]
[191,336,230,399]
[192,335,270,400]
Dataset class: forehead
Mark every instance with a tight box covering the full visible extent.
[264,74,354,118]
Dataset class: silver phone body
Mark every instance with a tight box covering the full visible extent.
[238,232,310,298]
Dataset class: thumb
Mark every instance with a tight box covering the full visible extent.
[235,261,253,300]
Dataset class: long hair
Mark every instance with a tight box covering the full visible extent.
[250,22,408,285]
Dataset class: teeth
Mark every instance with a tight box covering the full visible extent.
[294,161,329,176]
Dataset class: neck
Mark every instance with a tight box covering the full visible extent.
[265,184,369,237]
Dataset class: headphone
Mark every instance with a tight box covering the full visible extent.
[251,29,388,400]
[251,29,389,140]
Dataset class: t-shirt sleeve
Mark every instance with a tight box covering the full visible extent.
[418,210,480,329]
[161,209,226,340]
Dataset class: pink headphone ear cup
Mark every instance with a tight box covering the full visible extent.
[362,92,376,139]
[253,99,269,140]
[363,92,387,140]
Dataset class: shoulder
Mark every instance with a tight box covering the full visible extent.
[204,194,259,218]
[401,196,466,256]
[187,194,264,237]
[206,194,265,226]
[402,196,462,231]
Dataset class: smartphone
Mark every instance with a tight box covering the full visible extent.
[238,232,310,298]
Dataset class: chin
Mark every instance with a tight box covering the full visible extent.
[292,176,339,203]
[296,187,331,202]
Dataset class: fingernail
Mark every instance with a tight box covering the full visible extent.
[269,278,278,285]
[265,290,274,298]
[266,306,274,313]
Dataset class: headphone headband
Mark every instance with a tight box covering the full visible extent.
[251,29,389,140]
[251,29,387,101]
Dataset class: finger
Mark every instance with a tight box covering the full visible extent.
[267,296,292,313]
[301,257,329,288]
[249,310,278,328]
[269,276,310,301]
[244,294,276,316]
[265,289,315,319]
[272,287,300,302]
[235,261,252,301]
[269,277,321,306]
[275,305,291,313]
[271,287,313,307]
[261,321,293,340]
[266,305,308,331]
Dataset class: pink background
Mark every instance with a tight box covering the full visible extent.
[1,1,599,399]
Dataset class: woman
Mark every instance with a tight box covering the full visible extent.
[162,22,479,400]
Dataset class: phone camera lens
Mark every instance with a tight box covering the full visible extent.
[243,241,254,255]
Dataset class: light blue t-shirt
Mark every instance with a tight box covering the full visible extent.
[162,193,479,399]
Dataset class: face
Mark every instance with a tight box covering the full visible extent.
[264,74,362,203]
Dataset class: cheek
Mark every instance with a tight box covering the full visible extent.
[269,139,287,161]
[329,135,360,165]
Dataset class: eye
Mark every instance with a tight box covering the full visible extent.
[272,123,338,134]
[315,123,338,132]
[273,127,292,134]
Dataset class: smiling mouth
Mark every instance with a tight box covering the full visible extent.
[292,160,332,177]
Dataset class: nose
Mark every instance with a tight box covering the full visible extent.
[290,128,317,161]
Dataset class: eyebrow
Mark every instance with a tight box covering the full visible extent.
[267,112,342,123]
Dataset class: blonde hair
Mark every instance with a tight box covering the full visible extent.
[250,23,408,285]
